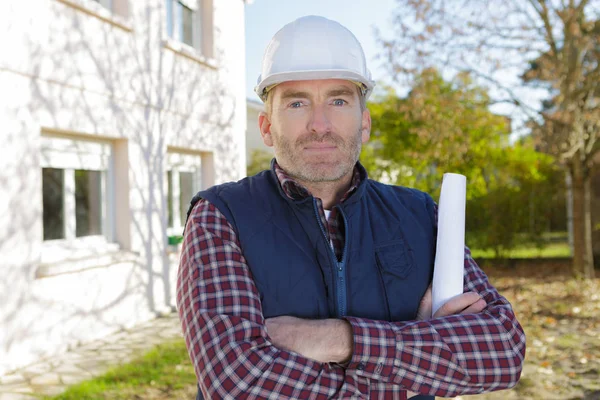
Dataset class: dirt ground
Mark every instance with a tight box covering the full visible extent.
[459,262,600,400]
[131,262,600,400]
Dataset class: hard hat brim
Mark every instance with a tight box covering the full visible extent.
[255,69,375,101]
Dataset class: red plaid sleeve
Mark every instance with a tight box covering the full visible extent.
[177,199,376,399]
[345,248,526,397]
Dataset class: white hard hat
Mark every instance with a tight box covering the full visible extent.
[255,15,375,102]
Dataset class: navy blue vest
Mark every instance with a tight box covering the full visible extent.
[188,163,436,399]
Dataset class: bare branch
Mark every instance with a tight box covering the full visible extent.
[577,0,591,14]
[533,0,561,58]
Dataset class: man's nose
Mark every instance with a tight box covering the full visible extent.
[307,104,332,135]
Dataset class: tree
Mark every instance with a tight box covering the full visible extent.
[464,137,564,257]
[381,0,599,278]
[524,45,600,278]
[362,69,561,257]
[363,68,512,199]
[247,149,273,177]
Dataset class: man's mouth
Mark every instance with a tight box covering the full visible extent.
[303,143,337,151]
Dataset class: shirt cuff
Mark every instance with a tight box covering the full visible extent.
[344,317,397,380]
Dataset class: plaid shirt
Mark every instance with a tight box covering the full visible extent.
[274,162,362,260]
[177,165,526,399]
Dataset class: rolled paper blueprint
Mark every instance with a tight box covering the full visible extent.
[432,173,466,317]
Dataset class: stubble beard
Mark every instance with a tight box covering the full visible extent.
[271,129,362,183]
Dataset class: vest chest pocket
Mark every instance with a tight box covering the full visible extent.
[375,240,420,321]
[375,240,414,279]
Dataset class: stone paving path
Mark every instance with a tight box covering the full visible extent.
[0,315,183,400]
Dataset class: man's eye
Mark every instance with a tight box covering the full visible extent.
[290,101,303,108]
[333,99,347,106]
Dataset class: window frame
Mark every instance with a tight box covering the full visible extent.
[166,152,203,236]
[92,0,113,11]
[55,0,132,32]
[40,134,117,265]
[166,0,199,49]
[164,0,214,62]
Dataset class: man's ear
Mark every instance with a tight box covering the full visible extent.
[259,111,274,147]
[361,109,371,143]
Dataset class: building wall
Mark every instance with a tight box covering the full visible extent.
[0,0,246,375]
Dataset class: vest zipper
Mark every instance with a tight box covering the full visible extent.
[312,198,348,318]
[337,208,349,317]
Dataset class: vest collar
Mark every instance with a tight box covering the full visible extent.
[268,158,369,208]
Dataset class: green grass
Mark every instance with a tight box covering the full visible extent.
[555,333,582,350]
[541,231,568,241]
[470,242,571,259]
[469,231,572,259]
[46,339,195,400]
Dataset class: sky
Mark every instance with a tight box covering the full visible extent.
[244,0,397,102]
[242,1,546,137]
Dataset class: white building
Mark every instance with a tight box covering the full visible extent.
[0,0,247,375]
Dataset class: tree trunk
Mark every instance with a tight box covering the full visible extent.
[565,171,574,255]
[570,156,595,279]
[583,172,595,279]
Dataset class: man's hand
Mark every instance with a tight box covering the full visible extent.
[265,316,353,363]
[417,285,487,320]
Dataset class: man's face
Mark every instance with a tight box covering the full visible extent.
[258,79,371,183]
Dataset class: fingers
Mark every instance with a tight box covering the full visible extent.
[460,297,487,315]
[433,292,486,318]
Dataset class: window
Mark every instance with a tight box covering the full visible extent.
[166,152,202,235]
[42,168,65,241]
[40,135,113,243]
[166,0,209,52]
[75,170,103,237]
[92,0,112,10]
[55,0,131,30]
[91,0,129,17]
[181,5,195,47]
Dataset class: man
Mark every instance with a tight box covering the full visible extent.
[177,15,526,400]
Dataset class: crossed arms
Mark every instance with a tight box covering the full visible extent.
[264,286,487,363]
[176,199,526,399]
